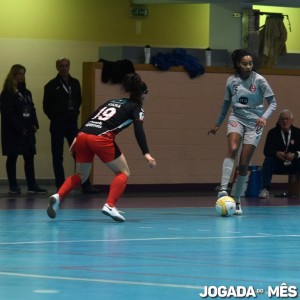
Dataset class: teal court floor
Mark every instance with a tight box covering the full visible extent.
[0,185,300,300]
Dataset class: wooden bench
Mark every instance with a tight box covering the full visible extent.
[275,172,300,197]
[231,167,300,197]
[287,173,300,197]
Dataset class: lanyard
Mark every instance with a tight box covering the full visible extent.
[17,91,30,104]
[60,80,75,110]
[60,80,71,96]
[281,130,291,151]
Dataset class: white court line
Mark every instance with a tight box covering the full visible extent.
[0,234,299,246]
[256,233,274,236]
[33,289,60,294]
[0,271,203,290]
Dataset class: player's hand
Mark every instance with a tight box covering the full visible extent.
[208,126,219,135]
[256,117,266,128]
[69,137,77,155]
[144,153,156,168]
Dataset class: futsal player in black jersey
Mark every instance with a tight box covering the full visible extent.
[47,73,156,221]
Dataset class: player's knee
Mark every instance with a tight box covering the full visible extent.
[76,172,89,183]
[232,146,240,156]
[228,144,239,157]
[120,168,130,178]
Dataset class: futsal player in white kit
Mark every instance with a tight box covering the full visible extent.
[208,49,277,215]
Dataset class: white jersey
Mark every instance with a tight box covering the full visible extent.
[217,71,276,127]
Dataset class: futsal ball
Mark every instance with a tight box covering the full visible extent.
[215,196,236,217]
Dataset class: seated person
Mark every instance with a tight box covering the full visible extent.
[259,109,300,198]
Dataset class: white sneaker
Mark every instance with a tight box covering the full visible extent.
[217,189,228,199]
[259,188,269,199]
[102,204,125,222]
[47,194,60,219]
[234,202,242,215]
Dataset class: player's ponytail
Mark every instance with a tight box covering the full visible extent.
[122,73,148,105]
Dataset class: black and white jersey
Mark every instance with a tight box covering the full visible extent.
[81,98,144,136]
[80,98,149,154]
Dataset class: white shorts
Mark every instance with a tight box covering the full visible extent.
[227,119,263,147]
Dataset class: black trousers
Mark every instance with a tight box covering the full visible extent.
[50,122,78,189]
[6,154,36,188]
[262,156,300,189]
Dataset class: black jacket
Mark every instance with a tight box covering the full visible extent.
[263,124,300,159]
[0,85,39,156]
[43,74,82,125]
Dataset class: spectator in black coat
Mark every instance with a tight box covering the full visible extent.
[43,57,99,193]
[259,109,300,198]
[0,64,47,194]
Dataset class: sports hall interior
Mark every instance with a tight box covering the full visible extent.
[0,1,300,299]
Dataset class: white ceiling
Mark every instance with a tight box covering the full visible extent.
[131,0,300,8]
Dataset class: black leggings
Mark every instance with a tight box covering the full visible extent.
[6,154,36,188]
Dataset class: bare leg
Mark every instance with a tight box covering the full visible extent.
[105,154,130,177]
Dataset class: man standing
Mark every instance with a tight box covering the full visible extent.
[43,57,98,193]
[259,109,300,198]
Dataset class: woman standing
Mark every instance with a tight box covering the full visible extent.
[0,64,47,194]
[47,73,156,221]
[208,49,277,215]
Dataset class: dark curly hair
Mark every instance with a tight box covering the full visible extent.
[122,73,148,105]
[230,49,253,74]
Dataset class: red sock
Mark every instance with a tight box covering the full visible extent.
[58,174,82,199]
[106,173,128,207]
